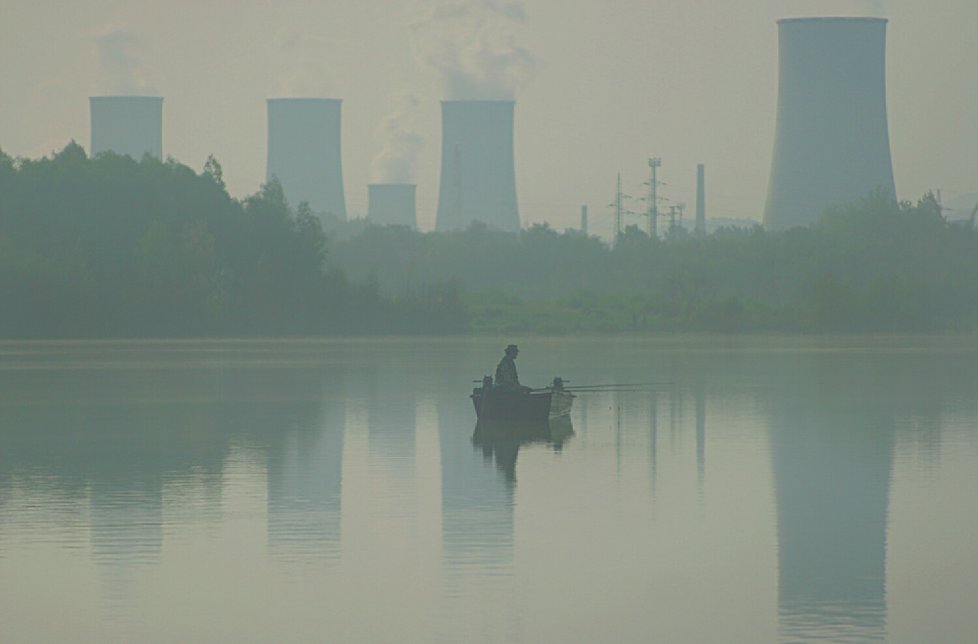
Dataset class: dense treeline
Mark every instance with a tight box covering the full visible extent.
[3,143,976,337]
[0,143,466,337]
[329,193,978,333]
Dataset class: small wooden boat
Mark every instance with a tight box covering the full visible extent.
[470,377,575,421]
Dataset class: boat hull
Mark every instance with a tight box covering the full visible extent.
[470,387,574,421]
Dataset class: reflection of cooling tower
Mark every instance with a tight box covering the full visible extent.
[89,96,163,160]
[266,98,346,219]
[764,18,896,230]
[367,184,417,228]
[435,100,519,232]
[767,359,893,641]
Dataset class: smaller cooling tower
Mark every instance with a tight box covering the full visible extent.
[367,184,417,228]
[764,17,896,230]
[89,96,163,160]
[266,98,346,220]
[435,100,520,233]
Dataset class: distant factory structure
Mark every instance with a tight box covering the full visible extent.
[89,96,163,160]
[764,17,896,230]
[435,100,520,233]
[695,164,706,236]
[266,98,346,221]
[78,17,909,235]
[367,183,417,228]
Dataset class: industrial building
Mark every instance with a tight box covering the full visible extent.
[266,98,346,220]
[435,100,520,233]
[764,17,896,230]
[367,184,417,228]
[89,96,163,160]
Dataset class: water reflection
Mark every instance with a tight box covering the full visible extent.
[1,338,976,642]
[362,361,416,474]
[766,356,893,641]
[438,402,513,571]
[472,417,574,483]
[764,348,965,642]
[0,343,345,591]
[264,369,344,561]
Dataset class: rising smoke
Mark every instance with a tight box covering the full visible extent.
[371,94,424,184]
[780,0,887,18]
[93,26,155,94]
[272,28,335,97]
[411,0,536,100]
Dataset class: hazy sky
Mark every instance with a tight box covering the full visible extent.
[2,0,976,236]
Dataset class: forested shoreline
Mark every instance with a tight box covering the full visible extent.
[2,143,977,338]
[331,191,978,334]
[0,144,466,337]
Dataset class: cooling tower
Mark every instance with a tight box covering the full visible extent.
[763,18,896,230]
[89,96,163,160]
[266,98,346,220]
[435,100,520,233]
[367,184,417,228]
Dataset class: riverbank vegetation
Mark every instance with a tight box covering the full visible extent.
[2,144,976,338]
[0,144,466,337]
[331,192,978,334]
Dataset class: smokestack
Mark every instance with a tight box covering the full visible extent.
[435,100,519,233]
[695,164,706,236]
[763,18,896,230]
[266,98,346,220]
[580,205,588,236]
[89,96,163,160]
[367,184,417,228]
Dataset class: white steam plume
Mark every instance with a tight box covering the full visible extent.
[272,28,336,96]
[93,26,155,94]
[781,0,887,18]
[371,94,424,184]
[411,0,536,100]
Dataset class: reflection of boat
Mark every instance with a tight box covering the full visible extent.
[470,377,575,421]
[473,417,575,447]
[472,417,575,481]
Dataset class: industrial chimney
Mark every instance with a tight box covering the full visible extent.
[266,98,346,220]
[695,164,706,236]
[435,100,520,233]
[89,96,163,160]
[763,18,896,230]
[367,184,417,228]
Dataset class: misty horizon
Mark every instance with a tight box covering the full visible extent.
[3,0,977,237]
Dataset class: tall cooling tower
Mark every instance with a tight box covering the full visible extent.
[435,100,519,233]
[367,184,417,228]
[267,98,346,219]
[763,18,896,230]
[89,96,163,160]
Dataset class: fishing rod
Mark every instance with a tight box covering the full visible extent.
[479,378,670,393]
[526,382,670,393]
[561,382,667,391]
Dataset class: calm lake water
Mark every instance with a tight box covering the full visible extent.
[0,337,976,643]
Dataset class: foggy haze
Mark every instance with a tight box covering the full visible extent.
[2,0,977,236]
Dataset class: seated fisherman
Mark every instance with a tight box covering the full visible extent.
[495,344,530,392]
